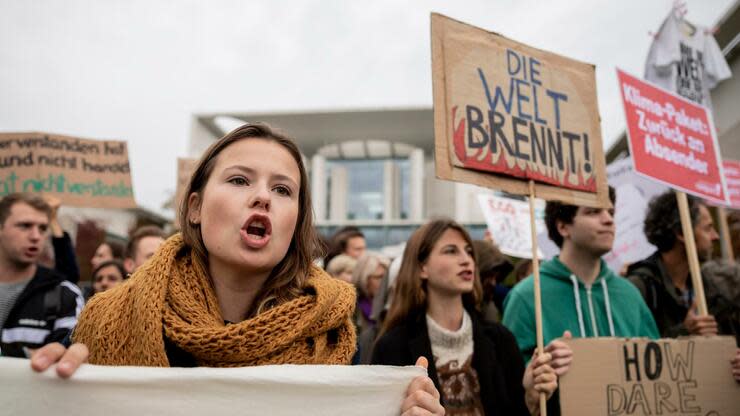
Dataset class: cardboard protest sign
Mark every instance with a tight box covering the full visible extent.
[722,160,740,209]
[559,337,740,416]
[175,158,198,210]
[617,69,729,205]
[0,357,423,416]
[431,13,609,207]
[477,193,544,259]
[0,132,136,209]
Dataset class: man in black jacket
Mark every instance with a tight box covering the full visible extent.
[0,193,83,358]
[626,191,732,338]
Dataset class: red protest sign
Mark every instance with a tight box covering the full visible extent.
[616,69,729,205]
[723,160,740,209]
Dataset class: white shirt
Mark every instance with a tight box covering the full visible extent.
[644,11,732,111]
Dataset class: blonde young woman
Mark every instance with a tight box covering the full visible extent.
[372,218,558,415]
[31,123,444,416]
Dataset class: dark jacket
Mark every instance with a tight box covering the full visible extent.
[0,266,83,358]
[627,251,738,342]
[371,307,533,416]
[53,232,80,284]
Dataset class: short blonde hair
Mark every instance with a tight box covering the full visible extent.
[326,254,357,277]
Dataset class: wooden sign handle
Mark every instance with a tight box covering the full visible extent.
[717,206,735,262]
[528,180,547,416]
[675,191,709,316]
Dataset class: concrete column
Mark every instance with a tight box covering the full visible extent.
[409,149,424,221]
[311,154,326,223]
[329,165,348,221]
[383,160,400,220]
[455,183,473,223]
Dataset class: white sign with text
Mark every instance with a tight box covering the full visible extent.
[477,193,545,259]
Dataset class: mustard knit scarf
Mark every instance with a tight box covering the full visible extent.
[74,234,357,367]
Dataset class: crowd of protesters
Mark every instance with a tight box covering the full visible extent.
[1,123,739,415]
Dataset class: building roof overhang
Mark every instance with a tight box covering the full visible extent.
[194,107,435,157]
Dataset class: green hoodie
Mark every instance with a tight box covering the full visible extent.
[502,257,659,361]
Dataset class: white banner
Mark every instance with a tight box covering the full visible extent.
[477,193,545,259]
[603,158,667,272]
[0,357,423,416]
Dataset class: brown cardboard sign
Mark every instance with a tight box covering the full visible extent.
[431,13,609,207]
[559,337,740,416]
[0,132,136,209]
[175,157,198,212]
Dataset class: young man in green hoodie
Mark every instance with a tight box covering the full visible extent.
[502,188,662,415]
[503,187,660,363]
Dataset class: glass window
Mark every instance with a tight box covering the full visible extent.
[326,159,385,220]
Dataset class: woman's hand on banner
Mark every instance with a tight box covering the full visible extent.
[731,348,740,383]
[30,342,88,378]
[400,356,445,416]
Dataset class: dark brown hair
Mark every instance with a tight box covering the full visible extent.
[91,259,128,295]
[324,226,365,266]
[178,122,323,316]
[545,186,616,248]
[102,240,126,259]
[644,190,701,253]
[380,218,482,336]
[0,193,52,226]
[472,239,512,280]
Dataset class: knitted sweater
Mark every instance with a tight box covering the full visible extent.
[427,312,484,416]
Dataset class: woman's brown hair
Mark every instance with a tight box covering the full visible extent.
[380,218,482,336]
[178,122,323,316]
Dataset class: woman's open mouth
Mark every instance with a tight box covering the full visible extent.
[458,269,474,281]
[240,214,272,249]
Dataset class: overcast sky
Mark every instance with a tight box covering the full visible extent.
[1,0,735,217]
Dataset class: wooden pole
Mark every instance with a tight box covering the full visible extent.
[528,180,546,416]
[675,191,709,315]
[717,206,735,262]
